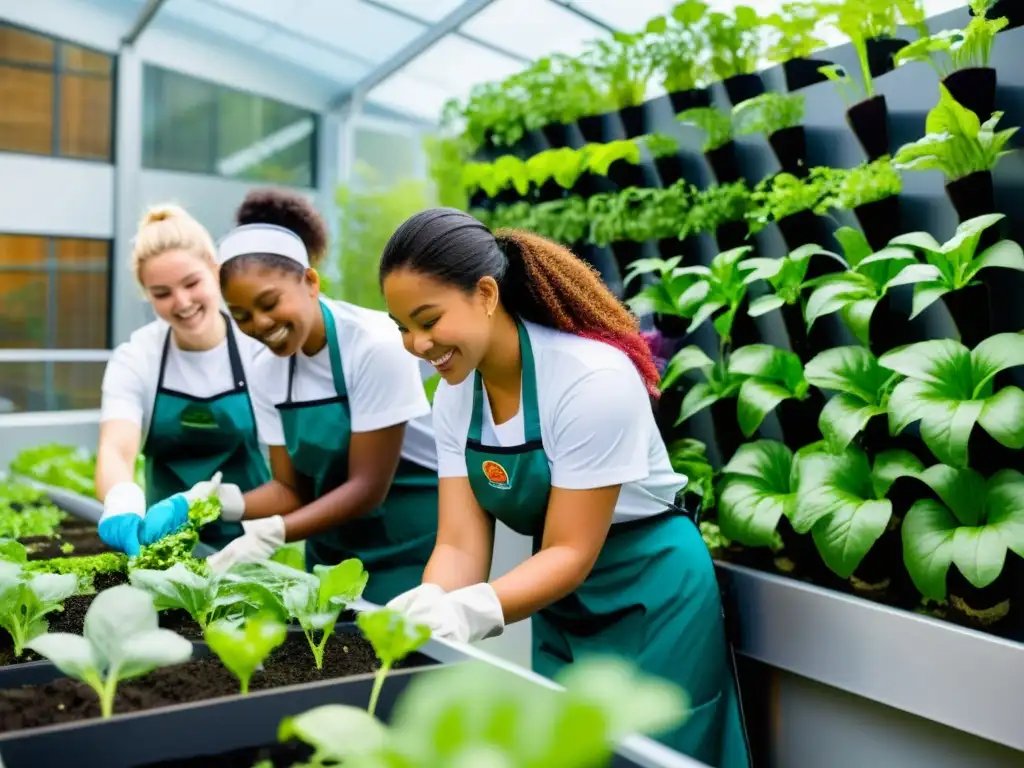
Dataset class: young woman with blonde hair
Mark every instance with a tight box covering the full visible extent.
[96,204,270,554]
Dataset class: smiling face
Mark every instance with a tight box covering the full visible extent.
[221,261,321,357]
[139,249,222,342]
[383,266,499,384]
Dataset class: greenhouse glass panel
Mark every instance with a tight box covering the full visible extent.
[371,0,468,22]
[460,0,607,60]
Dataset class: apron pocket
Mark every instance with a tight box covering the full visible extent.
[674,689,726,766]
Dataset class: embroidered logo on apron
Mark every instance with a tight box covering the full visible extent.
[179,404,218,429]
[482,460,511,490]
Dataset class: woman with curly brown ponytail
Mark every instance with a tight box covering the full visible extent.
[189,188,439,605]
[380,208,749,767]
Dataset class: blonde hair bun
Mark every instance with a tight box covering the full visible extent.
[140,203,190,227]
[131,202,217,284]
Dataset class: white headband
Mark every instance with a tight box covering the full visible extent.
[217,223,309,268]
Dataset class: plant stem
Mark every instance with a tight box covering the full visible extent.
[240,676,249,696]
[100,677,118,718]
[367,662,391,717]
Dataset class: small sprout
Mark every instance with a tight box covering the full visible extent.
[283,558,368,670]
[0,560,78,656]
[205,614,287,695]
[356,608,430,717]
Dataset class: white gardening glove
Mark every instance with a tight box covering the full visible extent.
[206,516,285,573]
[415,583,505,644]
[184,471,246,522]
[386,583,447,619]
[98,482,147,556]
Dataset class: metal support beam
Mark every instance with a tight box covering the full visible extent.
[328,0,500,112]
[121,0,169,47]
[547,0,618,33]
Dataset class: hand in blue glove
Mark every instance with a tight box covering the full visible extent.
[139,472,226,545]
[98,482,146,556]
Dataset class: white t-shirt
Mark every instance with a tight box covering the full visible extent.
[433,321,686,523]
[100,318,267,442]
[250,299,437,472]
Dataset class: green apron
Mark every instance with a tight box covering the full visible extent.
[464,322,750,767]
[276,299,438,605]
[143,316,271,549]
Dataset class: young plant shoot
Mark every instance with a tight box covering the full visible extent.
[0,560,79,656]
[26,585,192,717]
[284,558,369,670]
[205,614,287,694]
[356,608,431,717]
[129,561,254,631]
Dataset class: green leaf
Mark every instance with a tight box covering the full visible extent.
[805,280,862,328]
[804,346,891,404]
[818,395,885,454]
[970,333,1024,394]
[736,379,793,437]
[870,450,924,498]
[675,382,723,426]
[902,498,958,600]
[718,441,796,546]
[977,385,1024,450]
[315,558,370,611]
[910,283,950,319]
[748,295,786,316]
[205,615,287,693]
[0,539,27,564]
[915,465,986,527]
[356,608,431,668]
[964,240,1024,282]
[879,339,965,386]
[26,633,97,680]
[833,226,872,267]
[884,263,943,288]
[278,704,387,761]
[660,346,714,392]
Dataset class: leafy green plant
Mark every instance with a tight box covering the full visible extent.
[585,27,661,110]
[0,560,78,656]
[878,333,1024,467]
[764,2,829,63]
[25,552,127,582]
[284,558,369,670]
[666,438,716,510]
[747,172,830,233]
[26,585,192,717]
[0,481,65,539]
[10,443,96,497]
[677,106,733,151]
[639,132,681,159]
[804,346,901,453]
[649,0,710,92]
[205,614,287,694]
[129,562,258,631]
[275,704,387,766]
[885,213,1024,318]
[424,134,470,210]
[739,243,841,318]
[681,181,751,237]
[130,495,222,573]
[894,11,1009,76]
[892,85,1019,182]
[717,440,801,547]
[793,447,923,578]
[803,227,918,346]
[706,6,764,80]
[812,157,902,212]
[356,608,431,717]
[902,465,1024,601]
[532,197,590,244]
[733,92,806,137]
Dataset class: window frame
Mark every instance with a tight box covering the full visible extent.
[141,64,320,188]
[0,21,117,163]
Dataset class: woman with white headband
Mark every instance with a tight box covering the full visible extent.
[144,189,439,603]
[95,204,271,554]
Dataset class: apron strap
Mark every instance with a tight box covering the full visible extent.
[286,298,347,404]
[223,314,248,392]
[155,327,173,391]
[469,320,542,444]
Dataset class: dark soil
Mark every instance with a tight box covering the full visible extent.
[0,572,128,666]
[20,517,113,560]
[143,741,316,768]
[0,632,431,734]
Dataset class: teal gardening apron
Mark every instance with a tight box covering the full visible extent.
[144,316,271,549]
[464,322,750,767]
[276,300,438,605]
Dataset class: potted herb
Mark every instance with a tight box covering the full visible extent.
[677,106,739,183]
[648,0,712,113]
[581,26,660,141]
[536,54,597,149]
[681,180,752,251]
[892,85,1018,223]
[732,91,808,176]
[667,438,717,514]
[706,6,766,105]
[747,172,830,249]
[764,2,833,90]
[902,465,1024,627]
[811,158,903,250]
[893,1,1009,122]
[970,0,1023,31]
[887,213,1024,348]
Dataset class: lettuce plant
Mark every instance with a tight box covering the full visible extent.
[27,585,192,717]
[903,465,1024,601]
[812,157,902,212]
[677,106,733,152]
[130,495,222,573]
[356,609,431,717]
[739,243,842,318]
[129,562,256,630]
[886,214,1024,318]
[205,615,287,694]
[803,227,918,346]
[706,6,763,80]
[878,333,1024,467]
[733,92,806,137]
[894,8,1008,77]
[0,560,79,656]
[793,447,923,578]
[283,559,369,669]
[718,440,801,548]
[0,480,66,539]
[892,85,1018,182]
[667,438,716,511]
[804,346,901,453]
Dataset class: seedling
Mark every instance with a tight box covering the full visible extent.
[129,561,257,630]
[129,495,222,573]
[205,614,287,694]
[0,559,78,656]
[283,558,369,670]
[356,608,431,717]
[26,584,192,717]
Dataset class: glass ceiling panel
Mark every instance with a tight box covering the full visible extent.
[555,0,678,33]
[461,0,608,60]
[366,71,459,122]
[397,35,526,97]
[370,0,468,22]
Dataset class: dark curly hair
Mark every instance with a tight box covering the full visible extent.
[221,188,328,287]
[379,208,661,398]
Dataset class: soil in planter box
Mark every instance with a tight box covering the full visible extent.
[0,571,128,666]
[20,516,114,560]
[144,741,317,768]
[0,632,433,733]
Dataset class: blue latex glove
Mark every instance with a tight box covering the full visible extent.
[139,472,226,545]
[139,493,190,546]
[98,482,146,556]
